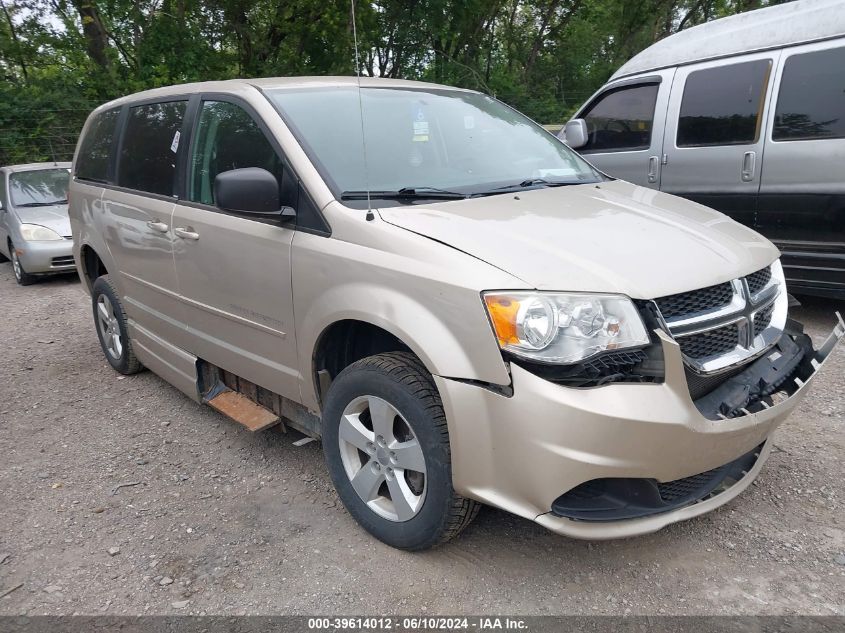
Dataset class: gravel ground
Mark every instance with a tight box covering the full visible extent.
[0,264,843,616]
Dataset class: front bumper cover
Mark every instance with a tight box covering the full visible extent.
[436,313,843,539]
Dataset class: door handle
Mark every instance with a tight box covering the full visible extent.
[647,155,659,183]
[146,220,169,233]
[174,227,200,241]
[741,151,756,182]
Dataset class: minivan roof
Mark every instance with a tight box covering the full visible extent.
[91,77,477,114]
[611,0,845,81]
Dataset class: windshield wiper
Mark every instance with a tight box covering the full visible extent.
[474,178,591,196]
[341,187,467,201]
[16,200,68,207]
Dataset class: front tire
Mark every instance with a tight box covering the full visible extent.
[92,275,142,375]
[9,243,37,286]
[322,352,479,550]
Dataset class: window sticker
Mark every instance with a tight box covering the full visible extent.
[464,115,475,130]
[412,105,430,142]
[170,130,181,154]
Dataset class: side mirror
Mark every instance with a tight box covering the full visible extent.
[560,119,588,149]
[214,167,295,222]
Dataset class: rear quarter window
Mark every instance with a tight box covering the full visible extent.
[76,108,121,183]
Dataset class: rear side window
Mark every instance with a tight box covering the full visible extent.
[580,84,659,152]
[773,46,845,141]
[118,101,187,196]
[188,100,288,206]
[76,108,120,183]
[677,59,771,147]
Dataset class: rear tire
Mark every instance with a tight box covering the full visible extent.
[322,351,480,550]
[92,275,142,375]
[9,242,37,286]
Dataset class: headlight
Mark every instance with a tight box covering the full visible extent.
[483,292,650,364]
[20,224,63,241]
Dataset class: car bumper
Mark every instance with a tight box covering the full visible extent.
[435,317,844,539]
[15,239,75,274]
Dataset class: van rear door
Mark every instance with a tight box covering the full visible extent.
[660,51,779,228]
[570,69,674,188]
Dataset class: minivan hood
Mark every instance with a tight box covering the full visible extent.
[13,205,71,238]
[378,180,778,299]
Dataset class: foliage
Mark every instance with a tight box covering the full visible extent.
[0,0,787,164]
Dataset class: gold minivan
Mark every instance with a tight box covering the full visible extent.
[69,77,843,550]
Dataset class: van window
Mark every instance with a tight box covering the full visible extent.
[580,84,659,152]
[773,46,845,142]
[117,101,187,196]
[677,60,771,147]
[188,101,286,206]
[76,108,120,183]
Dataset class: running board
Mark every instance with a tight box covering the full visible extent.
[206,388,281,432]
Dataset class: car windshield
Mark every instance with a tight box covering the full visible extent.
[266,86,602,204]
[10,168,70,207]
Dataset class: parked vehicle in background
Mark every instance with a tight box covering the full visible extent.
[0,162,74,285]
[70,77,842,550]
[561,0,845,300]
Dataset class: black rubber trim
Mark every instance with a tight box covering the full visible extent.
[550,443,762,522]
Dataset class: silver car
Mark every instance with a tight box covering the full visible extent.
[0,162,74,285]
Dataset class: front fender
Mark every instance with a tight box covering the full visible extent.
[292,226,519,413]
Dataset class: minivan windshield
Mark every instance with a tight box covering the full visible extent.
[9,168,70,207]
[267,86,602,204]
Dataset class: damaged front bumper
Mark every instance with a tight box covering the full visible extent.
[436,313,844,540]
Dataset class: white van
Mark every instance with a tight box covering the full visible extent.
[561,0,845,299]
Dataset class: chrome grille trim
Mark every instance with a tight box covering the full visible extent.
[654,261,788,374]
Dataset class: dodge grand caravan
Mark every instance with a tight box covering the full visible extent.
[69,77,843,550]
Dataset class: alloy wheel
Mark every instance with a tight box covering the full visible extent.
[10,248,22,282]
[338,395,427,522]
[96,294,123,360]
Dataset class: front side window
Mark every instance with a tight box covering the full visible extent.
[76,107,120,183]
[677,59,771,147]
[9,168,70,207]
[189,101,286,206]
[581,83,659,152]
[118,101,187,196]
[773,46,845,141]
[267,86,600,201]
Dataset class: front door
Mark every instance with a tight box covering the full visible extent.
[572,69,675,189]
[171,97,300,400]
[660,52,778,227]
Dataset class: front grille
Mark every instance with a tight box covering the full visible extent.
[746,266,771,295]
[51,256,75,267]
[583,349,647,374]
[655,282,734,319]
[754,302,775,336]
[684,364,747,400]
[657,470,719,502]
[678,323,739,359]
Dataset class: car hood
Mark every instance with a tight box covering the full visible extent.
[13,205,71,237]
[377,180,779,299]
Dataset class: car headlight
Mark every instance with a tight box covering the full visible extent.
[483,292,650,364]
[20,224,63,241]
